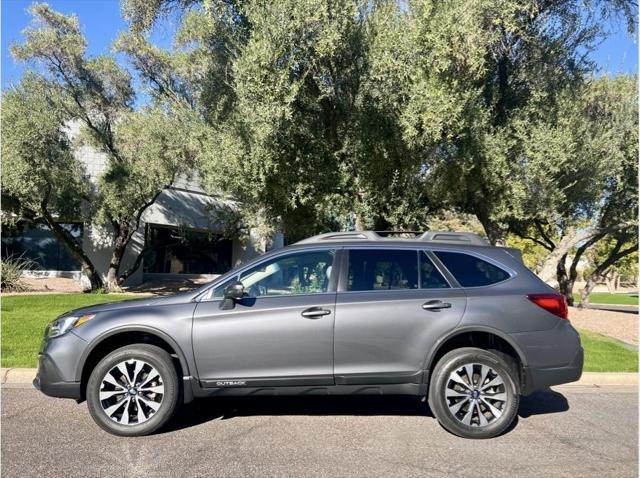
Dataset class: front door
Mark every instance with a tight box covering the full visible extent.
[334,248,466,384]
[192,248,337,387]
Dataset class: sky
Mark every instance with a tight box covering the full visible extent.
[1,0,638,92]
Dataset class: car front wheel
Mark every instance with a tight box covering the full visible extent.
[86,344,179,436]
[428,347,520,439]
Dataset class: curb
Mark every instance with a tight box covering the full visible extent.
[574,372,637,386]
[1,368,37,384]
[1,368,637,386]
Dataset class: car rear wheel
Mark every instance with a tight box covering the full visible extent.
[87,344,179,436]
[428,347,520,439]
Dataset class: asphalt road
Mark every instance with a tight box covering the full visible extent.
[1,384,637,478]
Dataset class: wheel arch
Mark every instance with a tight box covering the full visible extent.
[424,326,527,387]
[78,326,191,399]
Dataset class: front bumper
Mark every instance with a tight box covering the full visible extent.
[34,353,82,400]
[34,331,87,401]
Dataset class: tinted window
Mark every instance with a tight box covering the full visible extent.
[434,251,509,287]
[2,221,83,271]
[240,250,335,297]
[420,252,450,289]
[144,225,232,274]
[347,249,418,291]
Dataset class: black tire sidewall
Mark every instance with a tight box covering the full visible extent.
[429,347,520,439]
[87,344,179,437]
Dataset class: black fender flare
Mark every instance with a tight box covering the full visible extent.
[421,325,528,385]
[75,324,192,383]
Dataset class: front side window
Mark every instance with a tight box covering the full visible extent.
[239,250,335,297]
[211,277,236,299]
[347,249,418,291]
[434,251,510,287]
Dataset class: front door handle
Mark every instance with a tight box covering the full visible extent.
[301,307,332,319]
[422,300,452,311]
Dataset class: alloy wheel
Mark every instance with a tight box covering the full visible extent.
[99,359,165,426]
[444,363,508,427]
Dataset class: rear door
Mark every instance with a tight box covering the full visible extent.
[192,248,338,387]
[333,247,466,384]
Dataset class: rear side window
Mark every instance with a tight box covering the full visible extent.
[420,252,450,289]
[434,251,510,287]
[347,249,418,291]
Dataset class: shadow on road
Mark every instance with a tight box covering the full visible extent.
[518,388,569,418]
[162,388,569,434]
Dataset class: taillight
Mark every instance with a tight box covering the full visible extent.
[527,293,569,320]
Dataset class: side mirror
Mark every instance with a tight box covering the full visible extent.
[220,281,245,309]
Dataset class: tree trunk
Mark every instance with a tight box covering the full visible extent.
[579,279,597,308]
[105,189,166,291]
[473,207,506,246]
[605,271,619,293]
[41,208,103,291]
[537,227,596,283]
[105,234,129,292]
[118,247,146,285]
[578,238,637,308]
[556,253,574,305]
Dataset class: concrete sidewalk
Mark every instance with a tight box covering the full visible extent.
[2,367,637,386]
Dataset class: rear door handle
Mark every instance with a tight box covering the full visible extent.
[301,307,332,319]
[422,300,451,311]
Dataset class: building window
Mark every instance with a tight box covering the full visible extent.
[143,225,233,275]
[1,221,83,271]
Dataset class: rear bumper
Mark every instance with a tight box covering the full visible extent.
[512,319,584,395]
[34,353,82,400]
[523,346,583,394]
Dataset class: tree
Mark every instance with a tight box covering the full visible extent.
[579,236,638,307]
[8,4,196,291]
[403,0,636,245]
[2,73,103,290]
[118,0,637,288]
[508,74,638,303]
[118,0,434,242]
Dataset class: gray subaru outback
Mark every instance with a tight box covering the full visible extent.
[35,231,583,439]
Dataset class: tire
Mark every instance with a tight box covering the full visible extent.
[428,347,520,439]
[87,344,180,436]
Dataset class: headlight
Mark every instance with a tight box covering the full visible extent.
[47,314,95,338]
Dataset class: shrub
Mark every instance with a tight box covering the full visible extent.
[1,256,35,292]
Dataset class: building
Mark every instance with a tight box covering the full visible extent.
[1,122,281,287]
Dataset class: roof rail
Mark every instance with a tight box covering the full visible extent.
[295,230,489,246]
[419,231,489,246]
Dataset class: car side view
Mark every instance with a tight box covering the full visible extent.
[35,231,583,439]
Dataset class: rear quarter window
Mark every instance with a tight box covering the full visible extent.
[434,251,510,287]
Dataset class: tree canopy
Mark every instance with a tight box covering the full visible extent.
[5,3,197,290]
[2,0,637,298]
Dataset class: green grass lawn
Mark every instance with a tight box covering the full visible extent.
[1,293,147,368]
[573,292,638,306]
[579,329,638,373]
[1,293,638,373]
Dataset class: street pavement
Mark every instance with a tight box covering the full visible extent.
[1,384,637,478]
